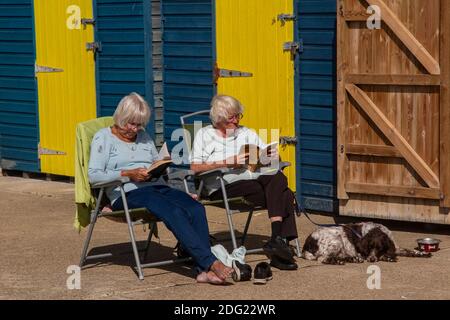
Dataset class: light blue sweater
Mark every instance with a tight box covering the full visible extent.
[88,127,166,205]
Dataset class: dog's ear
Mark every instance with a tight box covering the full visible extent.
[383,235,397,258]
[356,236,371,258]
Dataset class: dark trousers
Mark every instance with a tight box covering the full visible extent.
[209,171,298,240]
[112,185,216,273]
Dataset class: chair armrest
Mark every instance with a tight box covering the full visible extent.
[167,169,195,181]
[280,161,291,170]
[91,177,130,189]
[195,167,232,179]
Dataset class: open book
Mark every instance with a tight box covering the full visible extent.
[147,142,172,179]
[239,141,279,172]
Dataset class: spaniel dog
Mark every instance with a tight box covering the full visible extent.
[302,222,431,264]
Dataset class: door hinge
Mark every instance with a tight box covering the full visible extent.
[277,14,296,26]
[283,40,303,56]
[38,143,66,158]
[81,18,95,27]
[86,42,102,53]
[213,63,253,84]
[35,63,64,76]
[280,136,297,146]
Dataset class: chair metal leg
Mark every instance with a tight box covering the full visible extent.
[183,178,190,194]
[142,222,157,262]
[120,186,145,280]
[79,188,104,267]
[219,177,238,249]
[294,238,301,258]
[241,209,254,246]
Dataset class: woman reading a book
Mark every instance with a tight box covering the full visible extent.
[88,93,234,284]
[190,95,299,270]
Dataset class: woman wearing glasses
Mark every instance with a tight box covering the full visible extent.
[88,92,234,284]
[190,94,299,271]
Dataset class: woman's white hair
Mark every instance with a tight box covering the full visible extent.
[209,94,244,127]
[113,92,151,128]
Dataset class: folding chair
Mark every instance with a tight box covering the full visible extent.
[76,117,191,280]
[170,110,301,256]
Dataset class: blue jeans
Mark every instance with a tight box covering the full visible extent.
[112,185,216,273]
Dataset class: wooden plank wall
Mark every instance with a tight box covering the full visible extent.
[337,0,450,224]
[152,0,164,147]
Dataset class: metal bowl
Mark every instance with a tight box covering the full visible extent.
[416,238,441,252]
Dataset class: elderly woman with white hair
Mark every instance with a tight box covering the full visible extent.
[190,94,299,270]
[88,92,234,284]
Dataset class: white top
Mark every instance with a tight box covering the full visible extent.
[190,125,269,194]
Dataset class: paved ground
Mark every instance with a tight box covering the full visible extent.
[0,175,449,300]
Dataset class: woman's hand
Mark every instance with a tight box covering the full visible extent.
[225,153,249,168]
[267,148,279,159]
[121,168,149,182]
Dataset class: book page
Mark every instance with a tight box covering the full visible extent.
[158,142,171,160]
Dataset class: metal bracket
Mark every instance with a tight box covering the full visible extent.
[280,136,298,146]
[218,69,252,78]
[81,18,95,27]
[213,63,253,84]
[86,42,102,53]
[277,13,296,26]
[283,40,303,55]
[35,63,63,76]
[38,143,66,158]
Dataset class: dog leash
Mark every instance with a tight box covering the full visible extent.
[293,194,363,239]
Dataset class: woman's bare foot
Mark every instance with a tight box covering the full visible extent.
[196,271,224,285]
[210,260,234,280]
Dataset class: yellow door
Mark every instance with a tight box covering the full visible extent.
[215,0,296,190]
[34,0,97,176]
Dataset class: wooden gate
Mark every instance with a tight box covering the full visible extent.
[337,0,450,223]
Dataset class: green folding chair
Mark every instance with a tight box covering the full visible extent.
[169,110,301,256]
[76,117,191,280]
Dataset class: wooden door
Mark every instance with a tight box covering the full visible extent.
[215,0,297,190]
[34,0,97,176]
[337,0,450,223]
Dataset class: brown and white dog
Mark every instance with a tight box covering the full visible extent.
[302,222,431,264]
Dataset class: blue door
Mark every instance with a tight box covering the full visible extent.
[295,0,337,212]
[94,0,155,136]
[0,0,39,173]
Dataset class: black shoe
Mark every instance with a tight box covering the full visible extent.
[263,236,295,263]
[270,255,298,271]
[231,260,252,282]
[253,262,273,284]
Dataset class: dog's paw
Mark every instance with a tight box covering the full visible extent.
[351,256,364,263]
[380,255,397,262]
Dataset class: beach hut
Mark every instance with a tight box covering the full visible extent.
[1,0,449,224]
[161,0,450,224]
[0,0,159,177]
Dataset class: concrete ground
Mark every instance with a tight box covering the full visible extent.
[0,175,449,300]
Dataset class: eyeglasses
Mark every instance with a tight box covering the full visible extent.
[227,113,243,122]
[124,122,144,130]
